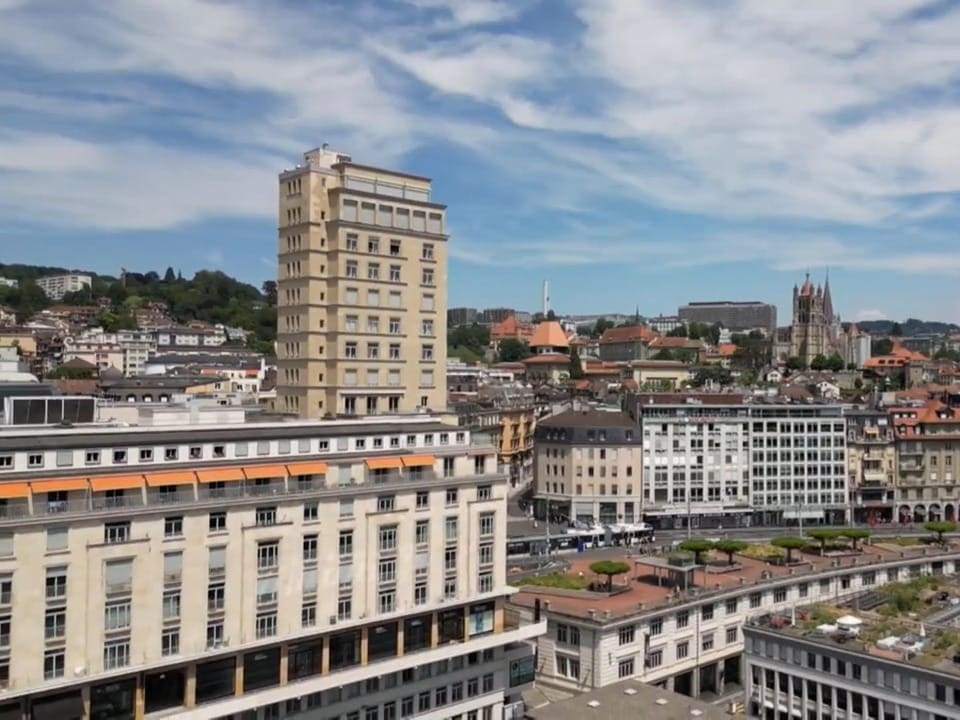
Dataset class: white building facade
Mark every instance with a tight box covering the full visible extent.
[35,274,92,300]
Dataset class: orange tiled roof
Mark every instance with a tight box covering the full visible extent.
[528,321,569,349]
[599,325,658,344]
[490,315,534,342]
[522,353,570,365]
[864,355,907,369]
[712,342,738,357]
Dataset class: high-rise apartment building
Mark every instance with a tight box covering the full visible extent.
[0,412,543,719]
[276,147,448,419]
[34,274,92,301]
[678,301,776,336]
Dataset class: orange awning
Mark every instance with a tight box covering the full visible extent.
[243,465,287,481]
[196,467,245,483]
[364,457,403,470]
[0,482,29,499]
[285,461,329,476]
[144,471,197,487]
[90,474,145,492]
[30,477,89,493]
[402,455,435,468]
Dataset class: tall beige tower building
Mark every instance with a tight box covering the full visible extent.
[277,147,448,418]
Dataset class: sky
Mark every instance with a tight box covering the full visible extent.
[2,0,960,324]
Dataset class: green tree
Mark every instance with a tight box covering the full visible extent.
[667,325,687,337]
[576,323,593,338]
[840,528,871,551]
[854,378,863,390]
[589,560,631,591]
[714,539,748,566]
[593,318,615,337]
[770,536,807,563]
[805,528,842,555]
[890,322,903,337]
[690,367,732,388]
[678,539,715,565]
[786,356,803,371]
[924,521,957,545]
[497,339,531,363]
[810,354,828,371]
[826,353,845,372]
[569,347,585,379]
[872,338,893,355]
[49,366,95,380]
[546,310,557,321]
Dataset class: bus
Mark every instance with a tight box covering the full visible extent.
[506,523,654,557]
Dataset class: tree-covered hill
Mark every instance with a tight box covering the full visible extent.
[0,264,277,352]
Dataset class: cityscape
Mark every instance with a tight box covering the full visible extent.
[2,3,960,720]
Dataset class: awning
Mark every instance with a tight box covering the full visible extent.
[243,465,286,481]
[285,461,329,476]
[402,455,435,468]
[364,457,403,470]
[196,467,245,483]
[89,474,145,492]
[144,471,197,487]
[30,477,89,493]
[0,482,29,499]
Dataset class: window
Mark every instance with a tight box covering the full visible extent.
[416,491,429,509]
[340,498,354,518]
[104,639,130,669]
[702,633,714,651]
[206,621,224,648]
[104,521,130,544]
[85,450,101,465]
[379,525,397,552]
[774,588,787,603]
[478,544,493,566]
[479,572,493,593]
[257,576,278,606]
[164,516,183,538]
[46,527,68,552]
[164,551,182,584]
[367,262,380,280]
[379,589,396,613]
[556,623,580,646]
[303,534,318,562]
[479,512,495,537]
[104,560,132,595]
[421,268,434,286]
[209,512,226,532]
[162,629,180,656]
[619,625,635,645]
[649,617,662,636]
[28,453,43,468]
[44,608,66,640]
[338,596,352,621]
[113,450,127,464]
[726,626,738,643]
[725,598,738,614]
[208,583,225,612]
[377,496,395,513]
[445,516,458,541]
[162,592,181,621]
[415,520,429,545]
[303,502,318,522]
[749,592,762,609]
[446,488,458,505]
[258,541,279,571]
[208,547,226,577]
[256,506,277,526]
[44,650,64,679]
[618,657,634,678]
[676,610,689,629]
[105,600,132,631]
[301,602,317,628]
[444,547,457,571]
[676,640,689,659]
[139,448,153,462]
[444,578,457,599]
[556,655,580,679]
[256,612,278,639]
[339,530,354,558]
[46,568,67,600]
[422,243,434,260]
[647,649,663,668]
[346,260,358,278]
[389,265,401,282]
[702,604,714,621]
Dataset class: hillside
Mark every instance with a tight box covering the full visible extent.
[0,264,277,352]
[858,318,960,336]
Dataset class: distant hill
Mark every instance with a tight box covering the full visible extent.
[857,318,960,336]
[0,263,276,352]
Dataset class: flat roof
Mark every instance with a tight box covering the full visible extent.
[748,576,960,678]
[525,679,730,720]
[511,543,946,625]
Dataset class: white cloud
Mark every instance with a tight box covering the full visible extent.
[403,0,522,27]
[855,309,888,322]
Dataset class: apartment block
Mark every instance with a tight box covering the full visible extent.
[846,409,896,524]
[0,415,542,719]
[678,301,776,336]
[276,147,448,419]
[34,274,92,301]
[532,408,643,525]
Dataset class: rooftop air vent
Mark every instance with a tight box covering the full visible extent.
[586,700,600,709]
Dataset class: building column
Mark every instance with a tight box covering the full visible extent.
[430,612,439,648]
[463,605,471,641]
[134,674,145,720]
[184,664,197,708]
[397,624,405,657]
[80,684,91,719]
[321,638,330,675]
[279,644,289,685]
[360,627,369,665]
[716,663,725,696]
[234,656,244,697]
[494,600,504,633]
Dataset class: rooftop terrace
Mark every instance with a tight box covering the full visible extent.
[511,540,958,624]
[749,575,960,677]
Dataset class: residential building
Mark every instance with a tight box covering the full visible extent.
[0,278,18,289]
[744,587,960,720]
[848,323,872,368]
[597,325,658,362]
[276,146,448,418]
[34,273,93,301]
[510,541,960,698]
[479,308,515,325]
[846,408,896,524]
[645,315,684,334]
[0,307,14,327]
[489,315,534,349]
[533,407,643,525]
[155,326,227,348]
[678,301,776,336]
[447,307,478,326]
[454,393,537,490]
[634,395,752,530]
[0,413,543,719]
[63,329,158,376]
[891,398,960,524]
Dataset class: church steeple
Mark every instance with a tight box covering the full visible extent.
[823,268,834,324]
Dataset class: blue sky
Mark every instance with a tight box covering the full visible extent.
[2,0,960,323]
